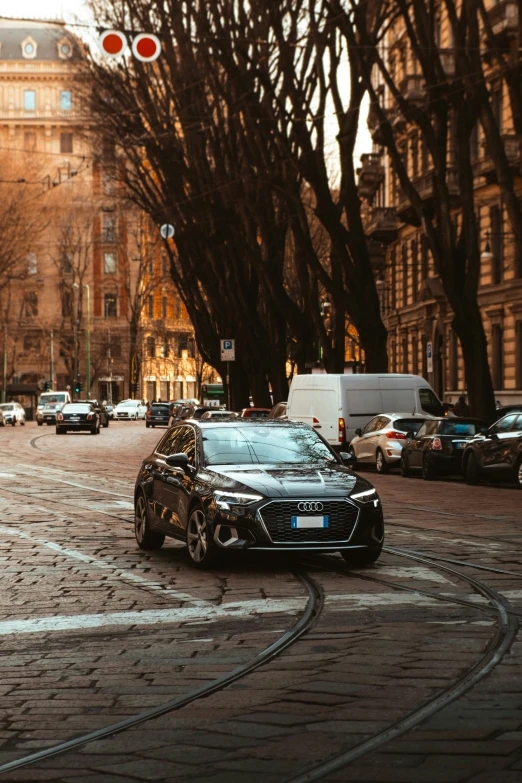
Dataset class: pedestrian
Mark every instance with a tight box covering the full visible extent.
[454,395,470,417]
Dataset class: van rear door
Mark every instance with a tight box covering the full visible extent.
[289,387,338,444]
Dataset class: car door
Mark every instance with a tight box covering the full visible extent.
[366,416,390,464]
[150,428,183,526]
[409,421,433,468]
[355,417,382,462]
[479,414,518,471]
[162,425,197,534]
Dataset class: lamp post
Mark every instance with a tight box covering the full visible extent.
[73,283,91,395]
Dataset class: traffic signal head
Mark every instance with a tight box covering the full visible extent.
[75,380,83,394]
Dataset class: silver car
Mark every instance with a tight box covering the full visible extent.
[349,413,432,473]
[0,402,26,426]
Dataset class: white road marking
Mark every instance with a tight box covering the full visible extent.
[0,526,204,606]
[0,473,16,478]
[0,599,305,636]
[372,566,451,584]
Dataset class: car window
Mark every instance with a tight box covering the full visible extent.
[395,418,426,434]
[376,416,391,430]
[156,428,183,456]
[361,417,380,435]
[490,414,517,434]
[0,404,14,411]
[202,425,335,466]
[152,404,170,412]
[515,415,522,430]
[176,426,196,464]
[415,422,430,438]
[419,388,444,416]
[440,420,481,436]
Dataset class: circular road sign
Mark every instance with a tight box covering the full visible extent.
[99,30,127,58]
[132,33,162,62]
[160,223,175,240]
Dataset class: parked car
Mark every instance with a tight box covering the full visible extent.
[173,405,213,421]
[349,413,431,473]
[36,403,64,426]
[37,391,71,420]
[0,402,26,426]
[146,402,172,428]
[114,400,148,420]
[133,420,383,568]
[56,403,100,435]
[76,400,110,428]
[492,405,522,423]
[240,408,271,419]
[269,402,287,419]
[463,412,522,487]
[200,410,238,420]
[286,374,443,449]
[0,410,5,427]
[104,404,116,420]
[401,417,487,480]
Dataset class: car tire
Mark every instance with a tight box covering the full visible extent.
[145,423,150,428]
[56,427,65,435]
[11,420,15,427]
[376,449,389,474]
[37,421,43,426]
[103,421,109,428]
[134,493,165,550]
[400,455,410,477]
[422,454,436,481]
[91,426,97,435]
[341,545,383,565]
[515,456,522,489]
[465,452,479,485]
[348,446,357,469]
[21,419,25,426]
[186,505,220,568]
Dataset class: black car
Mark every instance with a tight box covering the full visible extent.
[56,403,101,435]
[146,403,172,428]
[134,420,384,568]
[463,412,522,487]
[76,399,110,428]
[401,417,487,480]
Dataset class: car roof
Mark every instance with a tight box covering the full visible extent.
[382,412,433,419]
[184,418,309,429]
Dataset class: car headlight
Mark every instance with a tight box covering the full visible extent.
[214,491,263,510]
[350,487,380,506]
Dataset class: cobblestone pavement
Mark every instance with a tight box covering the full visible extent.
[0,422,521,782]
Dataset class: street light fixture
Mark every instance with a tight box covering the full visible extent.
[73,283,91,396]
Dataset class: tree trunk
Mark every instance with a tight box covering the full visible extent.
[452,304,496,422]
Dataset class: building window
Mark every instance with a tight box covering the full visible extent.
[146,336,155,357]
[420,235,429,280]
[104,293,117,318]
[492,324,504,390]
[402,243,408,306]
[449,330,459,390]
[161,341,170,358]
[60,91,72,111]
[402,337,408,374]
[103,170,115,196]
[23,334,40,352]
[60,133,73,154]
[24,291,38,318]
[411,239,418,301]
[162,296,168,319]
[22,40,37,58]
[24,132,36,151]
[516,322,522,390]
[147,296,154,318]
[24,90,36,111]
[411,335,418,376]
[58,40,73,59]
[103,215,116,242]
[26,252,37,275]
[490,205,503,283]
[104,253,117,274]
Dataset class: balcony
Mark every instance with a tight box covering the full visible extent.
[364,207,398,244]
[475,135,521,181]
[439,50,456,77]
[357,153,385,200]
[399,75,426,104]
[397,169,459,221]
[486,0,519,38]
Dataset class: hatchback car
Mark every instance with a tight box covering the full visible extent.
[114,400,148,420]
[269,402,287,419]
[0,402,26,426]
[200,410,238,420]
[463,412,522,487]
[133,420,384,568]
[401,417,487,480]
[240,408,271,419]
[349,413,431,473]
[56,403,100,435]
[146,403,172,428]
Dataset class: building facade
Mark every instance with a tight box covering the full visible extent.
[359,1,521,405]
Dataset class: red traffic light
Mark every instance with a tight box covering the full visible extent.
[132,33,161,62]
[99,30,127,58]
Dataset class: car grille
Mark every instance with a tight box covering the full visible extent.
[259,500,358,544]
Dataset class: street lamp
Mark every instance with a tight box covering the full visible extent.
[73,283,91,396]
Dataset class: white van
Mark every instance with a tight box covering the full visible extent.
[37,391,71,415]
[287,374,444,448]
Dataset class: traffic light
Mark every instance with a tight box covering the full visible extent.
[43,381,50,392]
[75,379,83,395]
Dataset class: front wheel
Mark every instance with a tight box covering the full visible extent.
[37,421,43,426]
[465,452,479,485]
[376,449,389,474]
[103,421,109,428]
[400,455,410,477]
[515,456,522,489]
[91,425,97,435]
[21,419,25,426]
[422,454,436,481]
[11,420,15,427]
[341,546,382,566]
[186,506,219,568]
[134,493,165,550]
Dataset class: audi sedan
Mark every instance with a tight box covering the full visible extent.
[134,420,384,568]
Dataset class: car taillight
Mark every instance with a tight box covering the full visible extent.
[432,437,443,450]
[57,413,63,421]
[338,417,345,443]
[386,431,407,440]
[87,413,93,420]
[147,411,151,416]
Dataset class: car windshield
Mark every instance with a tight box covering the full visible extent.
[152,405,170,412]
[202,425,336,465]
[63,404,90,413]
[440,420,482,436]
[394,418,426,434]
[40,393,67,404]
[119,401,137,407]
[0,404,14,411]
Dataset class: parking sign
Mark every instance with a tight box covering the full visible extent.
[427,341,433,373]
[220,339,235,361]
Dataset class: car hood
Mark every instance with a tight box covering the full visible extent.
[201,462,366,498]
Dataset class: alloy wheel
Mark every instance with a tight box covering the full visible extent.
[518,459,522,487]
[187,509,209,564]
[135,495,147,544]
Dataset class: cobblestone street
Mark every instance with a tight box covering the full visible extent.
[0,422,522,782]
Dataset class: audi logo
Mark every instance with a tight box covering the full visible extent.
[297,501,324,512]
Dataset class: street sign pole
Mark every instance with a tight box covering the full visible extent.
[220,339,236,410]
[227,362,231,411]
[50,330,54,390]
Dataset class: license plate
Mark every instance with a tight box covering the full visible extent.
[291,516,329,529]
[455,442,466,449]
[70,417,80,421]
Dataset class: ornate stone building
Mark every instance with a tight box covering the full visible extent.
[359,1,521,406]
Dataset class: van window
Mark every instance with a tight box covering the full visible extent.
[419,388,444,416]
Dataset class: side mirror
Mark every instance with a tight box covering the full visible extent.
[165,453,189,469]
[354,428,362,437]
[406,431,414,440]
[339,451,356,467]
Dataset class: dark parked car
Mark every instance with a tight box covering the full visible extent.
[134,420,384,568]
[492,405,522,423]
[76,400,110,428]
[463,412,522,487]
[401,417,487,480]
[56,403,101,435]
[146,403,172,428]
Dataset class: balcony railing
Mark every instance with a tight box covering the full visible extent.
[399,75,426,104]
[364,207,398,243]
[487,0,519,37]
[397,169,459,215]
[0,108,84,120]
[357,153,385,199]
